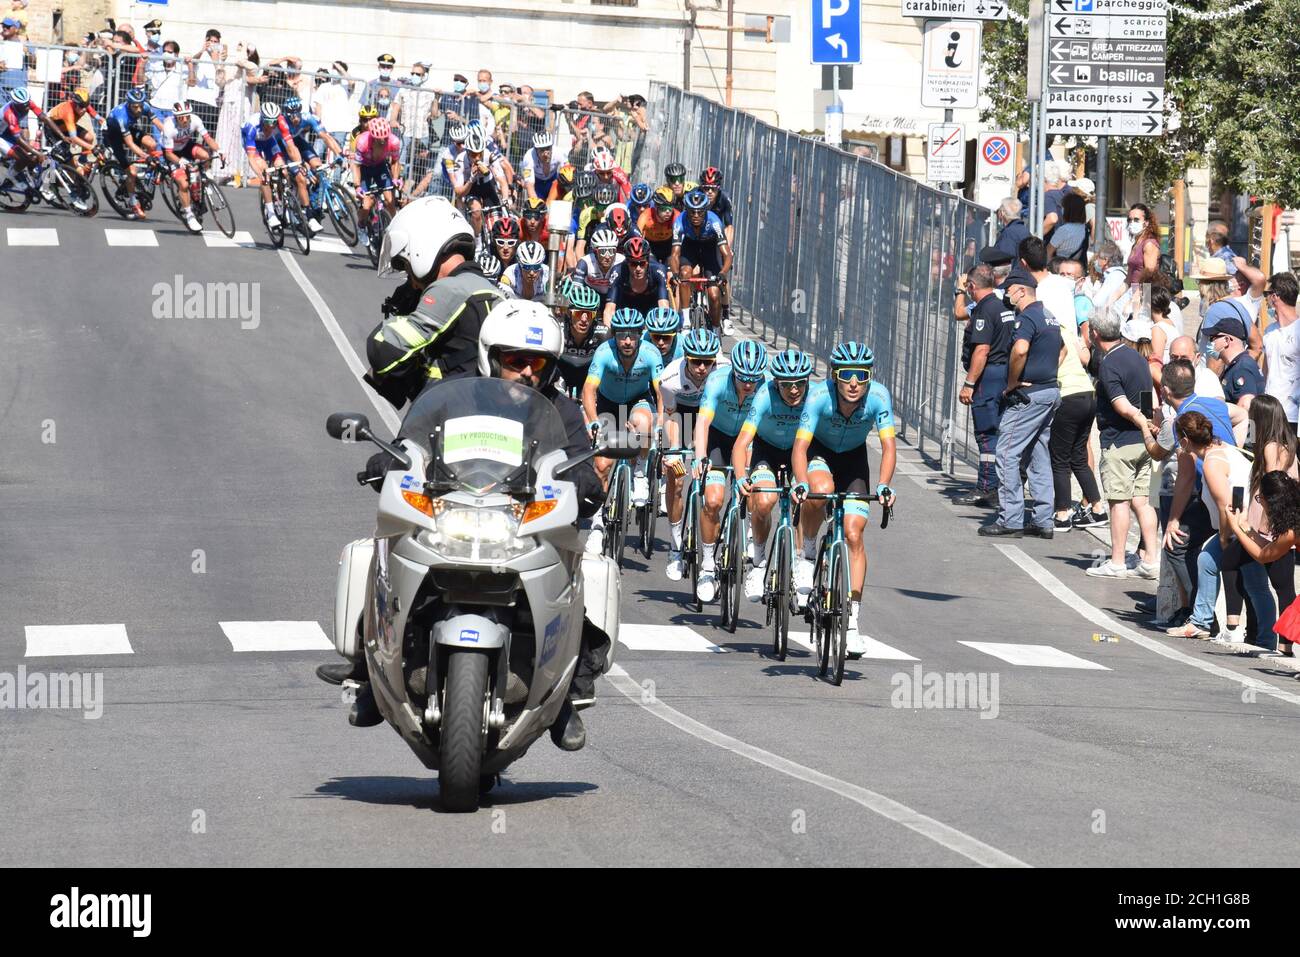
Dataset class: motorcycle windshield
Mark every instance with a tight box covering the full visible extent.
[398,378,568,493]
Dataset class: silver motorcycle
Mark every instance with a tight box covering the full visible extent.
[327,377,634,811]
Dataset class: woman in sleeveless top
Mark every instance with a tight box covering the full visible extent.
[1166,411,1278,644]
[1220,396,1297,652]
[1125,203,1162,287]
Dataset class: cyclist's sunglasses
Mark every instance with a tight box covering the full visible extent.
[666,174,685,184]
[688,356,716,368]
[629,259,648,268]
[521,266,543,275]
[735,374,764,386]
[570,309,596,323]
[613,328,642,340]
[494,238,518,249]
[834,367,872,383]
[498,350,549,373]
[777,377,809,391]
[650,332,677,343]
[522,209,544,219]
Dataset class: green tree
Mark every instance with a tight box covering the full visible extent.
[979,0,1300,205]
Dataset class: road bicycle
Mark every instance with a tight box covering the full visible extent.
[636,429,664,560]
[306,157,359,246]
[592,426,633,569]
[709,465,748,633]
[99,152,169,219]
[759,468,800,662]
[802,491,892,686]
[681,274,722,332]
[0,146,97,216]
[662,445,703,611]
[262,161,312,255]
[356,182,394,267]
[160,157,236,238]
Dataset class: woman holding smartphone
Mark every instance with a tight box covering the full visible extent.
[1165,411,1277,645]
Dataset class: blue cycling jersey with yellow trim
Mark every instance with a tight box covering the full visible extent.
[585,339,663,404]
[698,365,764,437]
[739,381,806,450]
[795,380,895,452]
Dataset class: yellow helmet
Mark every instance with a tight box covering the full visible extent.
[652,185,675,209]
[358,104,379,121]
[72,87,91,107]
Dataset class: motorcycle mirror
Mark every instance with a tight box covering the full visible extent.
[598,432,642,459]
[327,412,371,441]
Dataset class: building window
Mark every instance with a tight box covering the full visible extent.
[821,66,853,90]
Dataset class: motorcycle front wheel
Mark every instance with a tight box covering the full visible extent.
[439,650,490,813]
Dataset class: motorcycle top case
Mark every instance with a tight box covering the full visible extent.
[334,538,374,659]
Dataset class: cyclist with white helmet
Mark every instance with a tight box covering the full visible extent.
[660,328,729,581]
[352,115,403,246]
[587,143,630,204]
[452,122,508,239]
[158,100,224,233]
[791,342,898,657]
[520,130,563,202]
[242,100,307,230]
[692,341,768,602]
[572,228,624,309]
[365,196,504,406]
[733,349,816,602]
[499,240,550,302]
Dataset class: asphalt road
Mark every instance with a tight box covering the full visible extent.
[1,190,1297,867]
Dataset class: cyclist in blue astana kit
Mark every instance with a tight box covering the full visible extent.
[792,342,898,658]
[582,308,665,554]
[733,348,815,603]
[692,340,768,602]
[660,328,728,582]
[643,305,685,365]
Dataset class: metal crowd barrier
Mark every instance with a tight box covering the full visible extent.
[634,82,989,473]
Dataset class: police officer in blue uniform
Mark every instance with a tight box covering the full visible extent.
[958,255,1017,506]
[1209,311,1265,407]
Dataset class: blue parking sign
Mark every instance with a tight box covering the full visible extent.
[811,0,861,65]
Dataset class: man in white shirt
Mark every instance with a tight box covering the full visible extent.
[312,61,359,160]
[147,41,192,112]
[186,29,224,132]
[1261,271,1300,431]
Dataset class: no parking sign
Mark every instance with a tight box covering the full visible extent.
[975,131,1015,212]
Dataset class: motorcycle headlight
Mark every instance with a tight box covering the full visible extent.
[417,504,536,563]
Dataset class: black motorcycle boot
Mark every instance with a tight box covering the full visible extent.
[348,681,383,728]
[549,700,587,751]
[316,657,368,685]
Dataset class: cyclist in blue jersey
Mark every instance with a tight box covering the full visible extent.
[643,306,685,366]
[242,101,307,230]
[628,182,653,221]
[692,341,768,602]
[670,188,733,336]
[104,87,166,219]
[700,166,737,334]
[605,236,672,323]
[282,95,343,230]
[582,308,665,554]
[792,342,898,656]
[732,349,815,602]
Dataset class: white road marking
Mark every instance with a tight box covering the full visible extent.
[104,228,158,247]
[6,227,59,246]
[310,236,354,255]
[220,620,332,652]
[277,250,401,434]
[25,624,133,657]
[604,662,1030,867]
[619,624,725,653]
[996,544,1300,707]
[203,230,257,247]
[959,641,1109,670]
[788,631,918,660]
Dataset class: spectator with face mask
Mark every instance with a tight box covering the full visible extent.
[147,40,194,112]
[312,61,358,158]
[362,52,398,108]
[187,29,225,132]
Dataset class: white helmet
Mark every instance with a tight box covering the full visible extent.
[532,131,554,150]
[476,246,503,280]
[591,146,615,172]
[378,196,475,282]
[590,228,618,252]
[477,299,564,386]
[449,122,468,143]
[516,240,546,268]
[260,101,281,123]
[464,125,488,153]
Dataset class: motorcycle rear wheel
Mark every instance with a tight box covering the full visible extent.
[439,650,490,813]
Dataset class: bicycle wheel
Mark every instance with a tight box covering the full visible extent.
[770,527,791,661]
[0,166,31,212]
[158,171,184,222]
[828,542,851,686]
[326,186,359,246]
[812,540,831,678]
[685,485,701,613]
[262,195,285,248]
[639,451,660,559]
[204,178,236,238]
[725,508,744,633]
[56,163,98,217]
[605,467,628,570]
[286,190,311,255]
[367,207,390,267]
[98,163,132,218]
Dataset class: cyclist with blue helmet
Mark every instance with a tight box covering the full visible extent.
[582,307,665,553]
[104,86,167,218]
[733,348,816,602]
[628,182,653,220]
[643,306,684,365]
[792,341,898,657]
[241,100,308,231]
[692,340,768,601]
[281,94,344,230]
[670,187,732,336]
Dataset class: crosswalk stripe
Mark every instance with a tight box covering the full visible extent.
[104,228,158,247]
[6,227,59,246]
[958,641,1110,670]
[24,624,133,657]
[618,624,725,653]
[310,236,353,255]
[788,631,918,660]
[202,230,257,248]
[219,621,333,652]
